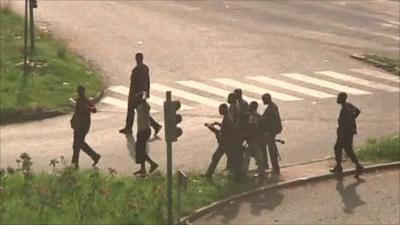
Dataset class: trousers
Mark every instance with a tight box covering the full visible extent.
[334,133,359,166]
[72,127,98,165]
[125,99,160,130]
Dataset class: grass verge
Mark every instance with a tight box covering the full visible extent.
[0,154,257,225]
[357,134,400,162]
[0,8,103,123]
[351,53,400,76]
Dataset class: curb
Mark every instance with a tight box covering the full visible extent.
[1,90,104,125]
[180,161,400,225]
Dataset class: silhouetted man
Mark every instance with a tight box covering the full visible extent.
[70,85,101,169]
[261,93,282,175]
[244,101,267,176]
[133,92,158,176]
[234,88,249,130]
[120,53,162,136]
[204,104,235,179]
[330,92,364,177]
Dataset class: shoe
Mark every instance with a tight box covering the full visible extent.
[134,169,146,176]
[149,163,159,173]
[355,165,364,178]
[119,128,132,134]
[329,166,343,174]
[92,154,101,167]
[153,125,162,137]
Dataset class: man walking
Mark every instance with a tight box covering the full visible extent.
[70,85,101,169]
[204,104,235,180]
[133,92,158,176]
[261,93,282,175]
[119,53,162,136]
[330,92,364,177]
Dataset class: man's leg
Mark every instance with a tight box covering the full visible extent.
[331,136,344,173]
[72,130,83,168]
[205,146,225,178]
[343,135,363,175]
[150,116,162,136]
[121,99,136,133]
[267,134,280,175]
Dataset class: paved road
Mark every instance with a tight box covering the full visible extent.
[193,169,400,225]
[1,1,399,173]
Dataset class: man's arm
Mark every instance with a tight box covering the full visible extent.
[352,104,361,119]
[145,67,150,98]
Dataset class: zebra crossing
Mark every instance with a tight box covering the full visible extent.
[100,68,399,112]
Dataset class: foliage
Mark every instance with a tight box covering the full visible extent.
[0,154,257,225]
[357,134,400,162]
[0,9,103,123]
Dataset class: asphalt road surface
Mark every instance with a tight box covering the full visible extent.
[193,169,400,225]
[1,1,399,173]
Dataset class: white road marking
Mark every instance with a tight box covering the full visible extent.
[282,73,371,95]
[315,71,399,92]
[247,76,335,98]
[101,96,157,113]
[151,83,221,107]
[212,78,302,101]
[107,85,193,110]
[176,80,260,103]
[350,68,400,83]
[387,20,400,26]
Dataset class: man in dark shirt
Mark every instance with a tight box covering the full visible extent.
[119,53,162,136]
[330,92,364,176]
[70,85,101,169]
[204,103,235,179]
[261,93,282,175]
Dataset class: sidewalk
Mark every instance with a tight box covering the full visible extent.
[192,167,399,225]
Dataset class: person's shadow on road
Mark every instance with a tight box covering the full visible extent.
[336,176,366,214]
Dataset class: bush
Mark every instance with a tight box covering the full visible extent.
[357,134,400,162]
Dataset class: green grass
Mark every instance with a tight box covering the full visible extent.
[0,155,257,225]
[364,54,400,76]
[357,134,400,163]
[0,9,103,123]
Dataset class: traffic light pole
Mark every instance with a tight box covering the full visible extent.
[166,91,173,225]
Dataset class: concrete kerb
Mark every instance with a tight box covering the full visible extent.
[1,90,104,125]
[180,161,400,225]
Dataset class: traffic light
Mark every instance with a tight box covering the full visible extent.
[31,0,38,8]
[164,92,183,142]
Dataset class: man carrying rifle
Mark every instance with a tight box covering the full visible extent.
[204,103,235,180]
[261,93,282,175]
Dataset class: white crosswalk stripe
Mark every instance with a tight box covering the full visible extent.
[101,68,396,111]
[151,83,221,107]
[107,85,193,110]
[350,68,400,83]
[282,73,371,95]
[176,80,260,103]
[101,96,157,113]
[212,78,302,101]
[247,76,335,99]
[315,71,399,92]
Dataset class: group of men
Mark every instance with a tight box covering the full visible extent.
[70,52,364,179]
[204,90,283,179]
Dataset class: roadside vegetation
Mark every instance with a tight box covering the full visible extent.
[358,134,400,162]
[352,53,400,76]
[0,8,103,123]
[0,153,257,225]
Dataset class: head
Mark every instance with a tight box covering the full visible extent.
[337,92,347,105]
[219,103,228,115]
[135,53,144,65]
[233,89,243,100]
[77,85,85,98]
[262,93,272,105]
[227,93,237,104]
[249,101,258,113]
